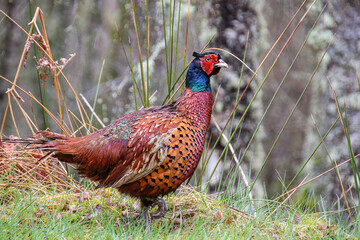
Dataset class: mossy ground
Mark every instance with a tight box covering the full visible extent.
[0,184,356,239]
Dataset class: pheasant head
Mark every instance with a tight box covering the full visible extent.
[185,51,228,92]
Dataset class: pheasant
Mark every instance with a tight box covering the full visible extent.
[5,51,227,225]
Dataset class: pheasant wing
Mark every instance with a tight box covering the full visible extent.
[103,109,183,188]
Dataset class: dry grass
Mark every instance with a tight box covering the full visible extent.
[0,137,81,193]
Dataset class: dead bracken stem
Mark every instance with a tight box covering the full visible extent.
[272,154,360,203]
[329,82,354,220]
[0,7,94,137]
[211,116,253,201]
[80,93,105,128]
[0,7,103,191]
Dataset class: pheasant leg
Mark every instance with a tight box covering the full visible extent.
[140,199,153,229]
[150,198,168,219]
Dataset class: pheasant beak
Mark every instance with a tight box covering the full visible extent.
[214,59,228,68]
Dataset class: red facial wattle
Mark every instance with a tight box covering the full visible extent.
[199,54,219,75]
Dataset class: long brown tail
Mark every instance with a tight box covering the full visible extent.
[1,131,67,145]
[1,131,78,163]
[29,131,90,164]
[2,130,129,185]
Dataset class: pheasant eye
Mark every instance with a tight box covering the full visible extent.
[205,57,211,62]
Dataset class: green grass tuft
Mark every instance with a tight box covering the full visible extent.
[0,183,357,239]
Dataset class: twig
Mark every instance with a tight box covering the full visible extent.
[211,116,253,201]
[80,93,105,128]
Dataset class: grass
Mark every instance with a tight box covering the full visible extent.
[0,183,355,239]
[1,0,360,239]
[0,139,358,238]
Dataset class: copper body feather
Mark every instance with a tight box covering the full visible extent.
[38,89,212,198]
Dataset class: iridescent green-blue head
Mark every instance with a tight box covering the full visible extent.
[186,52,228,92]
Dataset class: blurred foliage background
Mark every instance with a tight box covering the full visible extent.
[1,0,360,208]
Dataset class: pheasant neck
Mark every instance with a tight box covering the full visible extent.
[185,62,211,92]
[175,88,213,125]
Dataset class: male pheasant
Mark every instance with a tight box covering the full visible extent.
[9,51,227,225]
